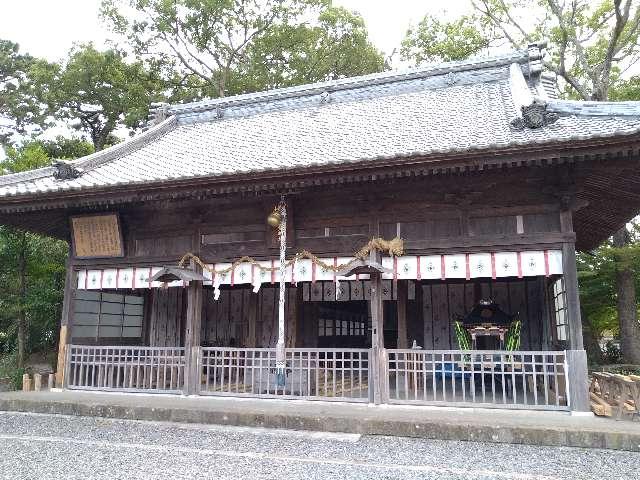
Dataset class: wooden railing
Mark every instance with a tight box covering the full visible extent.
[384,350,569,410]
[198,347,370,402]
[66,345,186,393]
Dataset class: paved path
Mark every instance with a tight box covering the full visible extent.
[1,412,638,480]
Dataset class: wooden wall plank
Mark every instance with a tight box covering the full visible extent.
[492,281,509,312]
[422,284,434,349]
[464,283,476,313]
[508,281,529,349]
[431,284,450,349]
[448,283,465,348]
[480,281,492,302]
[260,287,277,347]
[247,291,258,347]
[229,289,243,346]
[285,287,298,347]
[164,289,174,347]
[527,278,544,350]
[407,282,423,348]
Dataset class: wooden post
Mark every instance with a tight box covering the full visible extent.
[33,373,42,391]
[396,280,408,349]
[22,374,31,392]
[56,256,76,388]
[47,373,55,390]
[560,210,584,350]
[566,349,590,412]
[369,250,385,404]
[184,262,203,395]
[560,209,589,412]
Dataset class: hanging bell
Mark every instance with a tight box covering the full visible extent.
[267,207,282,228]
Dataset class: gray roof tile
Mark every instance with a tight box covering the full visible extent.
[2,46,640,200]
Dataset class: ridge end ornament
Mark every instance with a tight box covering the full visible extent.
[510,99,559,130]
[53,160,84,180]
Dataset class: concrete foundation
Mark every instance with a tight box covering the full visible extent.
[1,390,638,452]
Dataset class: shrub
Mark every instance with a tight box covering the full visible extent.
[602,340,623,364]
[0,352,25,391]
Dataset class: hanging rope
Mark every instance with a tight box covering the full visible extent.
[177,236,404,276]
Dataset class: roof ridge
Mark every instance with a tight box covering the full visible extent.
[164,49,531,118]
[0,165,56,188]
[0,117,178,188]
[548,99,640,116]
[77,116,177,171]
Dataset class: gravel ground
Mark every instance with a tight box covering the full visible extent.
[0,412,637,480]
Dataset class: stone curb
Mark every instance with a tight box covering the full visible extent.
[1,398,639,452]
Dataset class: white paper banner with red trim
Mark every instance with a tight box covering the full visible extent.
[76,249,563,290]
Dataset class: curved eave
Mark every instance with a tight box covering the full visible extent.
[0,116,179,190]
[1,131,639,213]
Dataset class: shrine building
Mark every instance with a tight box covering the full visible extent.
[1,43,640,412]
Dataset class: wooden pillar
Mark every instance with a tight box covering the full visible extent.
[560,209,589,412]
[184,262,203,395]
[369,250,385,404]
[56,255,75,388]
[560,210,584,350]
[396,281,408,349]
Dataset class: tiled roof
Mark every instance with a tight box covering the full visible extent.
[2,44,640,200]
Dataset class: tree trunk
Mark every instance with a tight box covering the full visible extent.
[612,227,640,364]
[581,308,603,365]
[16,231,27,369]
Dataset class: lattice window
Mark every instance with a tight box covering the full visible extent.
[73,291,144,340]
[318,318,366,337]
[551,278,568,342]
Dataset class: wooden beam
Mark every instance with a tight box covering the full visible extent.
[396,281,408,349]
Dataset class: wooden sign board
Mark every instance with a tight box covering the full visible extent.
[71,213,124,258]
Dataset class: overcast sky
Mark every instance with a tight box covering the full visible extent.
[0,0,471,61]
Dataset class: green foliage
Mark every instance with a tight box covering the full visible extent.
[470,0,640,101]
[0,352,25,391]
[0,39,48,144]
[577,223,640,345]
[30,44,163,150]
[401,14,490,64]
[602,340,623,364]
[0,140,71,362]
[610,75,640,101]
[403,2,640,101]
[101,0,384,100]
[238,7,385,92]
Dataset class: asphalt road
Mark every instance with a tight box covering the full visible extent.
[0,412,637,480]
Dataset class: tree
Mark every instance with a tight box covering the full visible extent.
[470,0,640,101]
[402,14,490,64]
[31,44,163,151]
[612,228,640,364]
[402,1,640,363]
[0,39,47,145]
[101,0,384,100]
[0,141,69,369]
[238,7,385,91]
